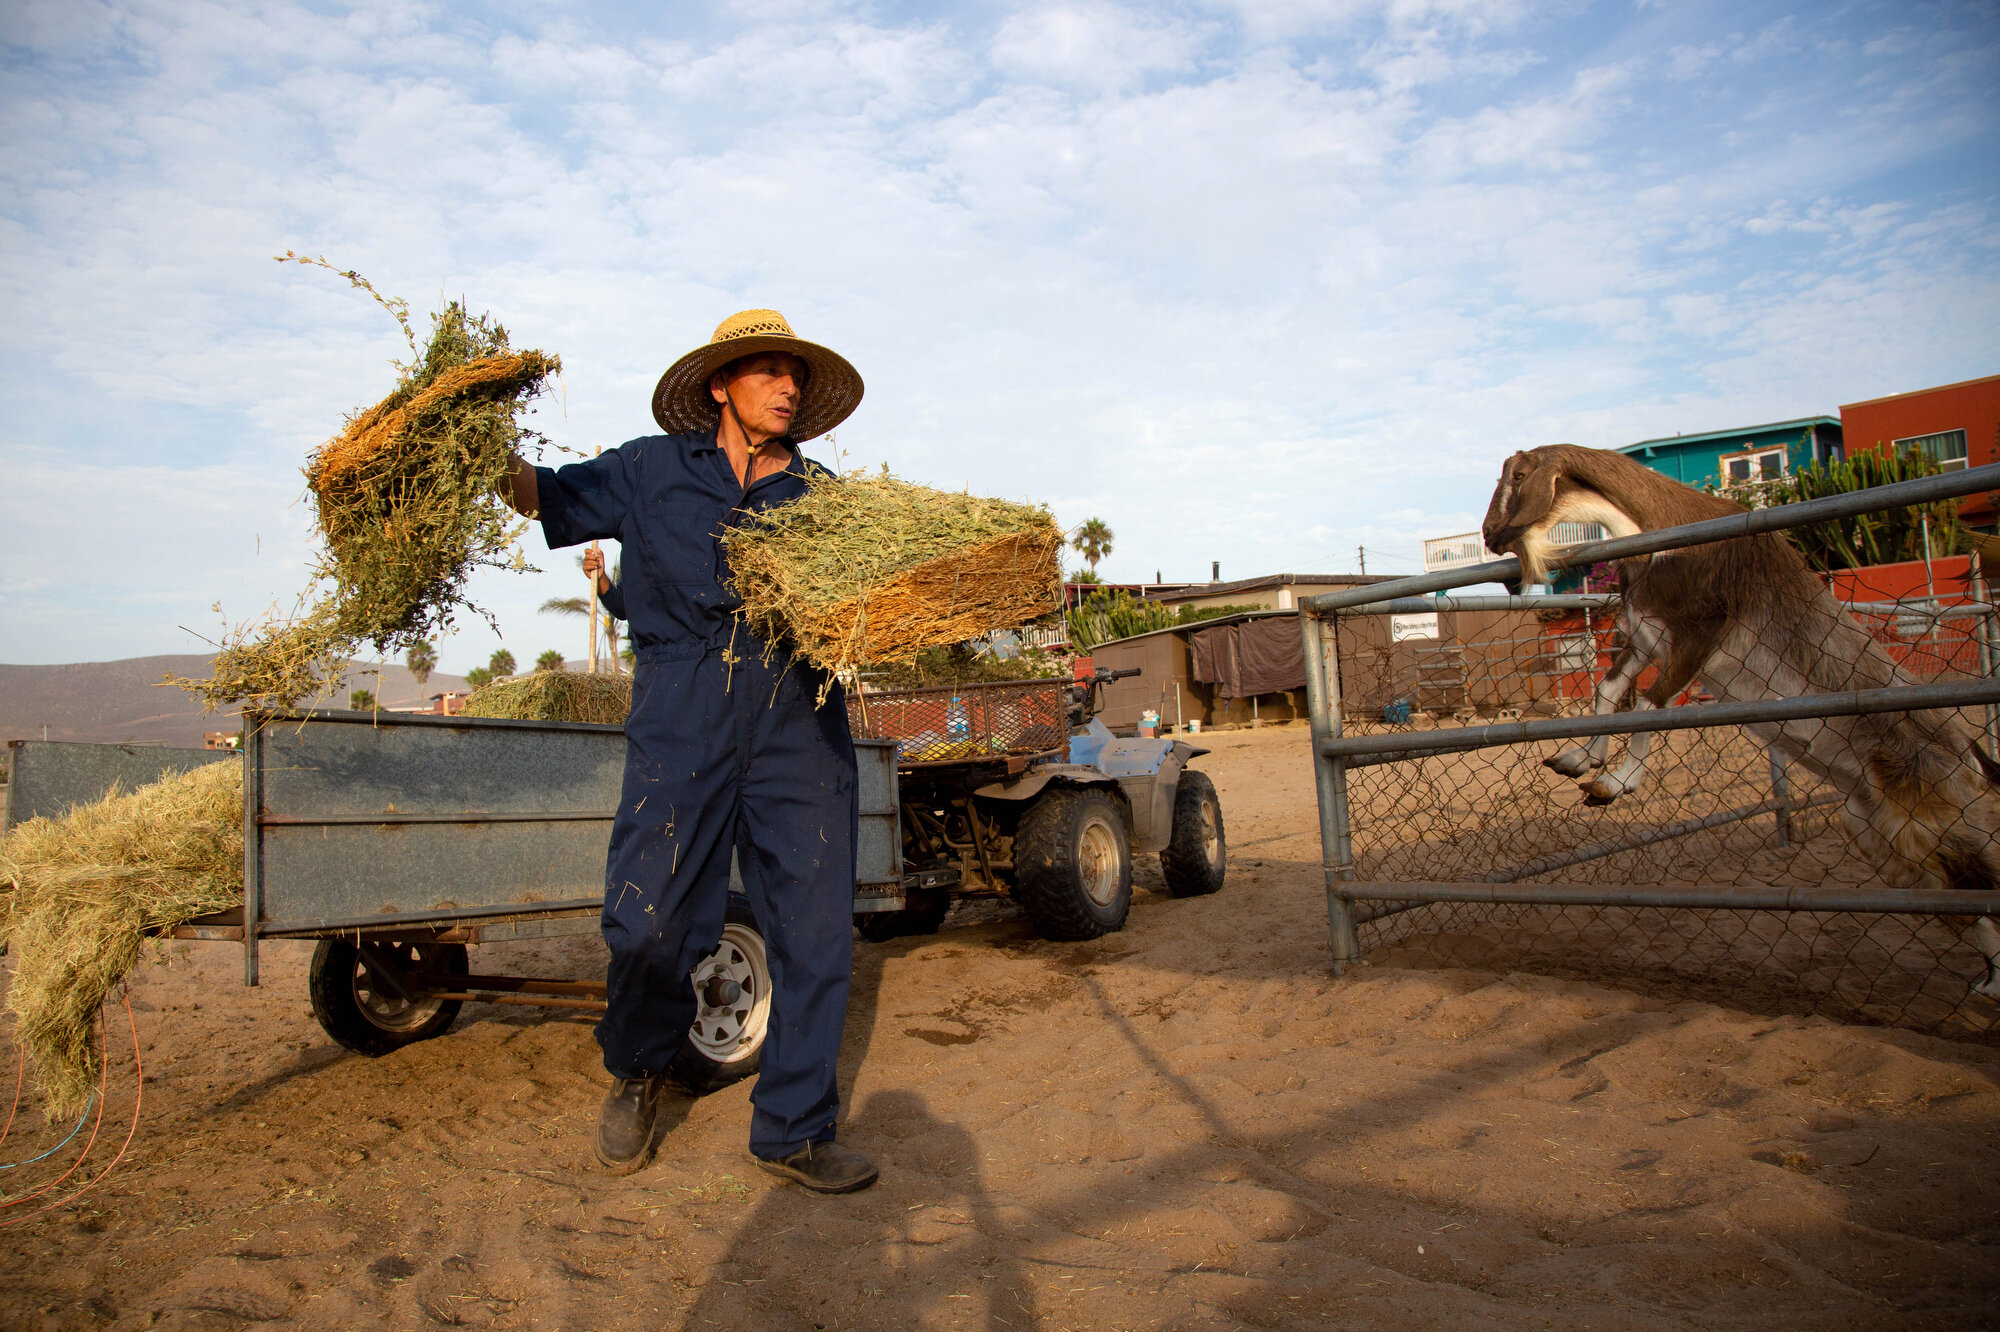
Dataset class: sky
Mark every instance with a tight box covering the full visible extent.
[2,0,1997,673]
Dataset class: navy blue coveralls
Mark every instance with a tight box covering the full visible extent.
[534,431,858,1160]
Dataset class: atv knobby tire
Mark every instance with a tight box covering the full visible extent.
[1012,786,1132,941]
[1160,769,1227,898]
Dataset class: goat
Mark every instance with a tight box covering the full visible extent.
[1481,444,2000,995]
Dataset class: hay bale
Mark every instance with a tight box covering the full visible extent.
[0,762,243,1120]
[176,298,559,712]
[460,671,632,724]
[721,468,1063,682]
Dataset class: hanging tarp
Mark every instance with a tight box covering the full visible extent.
[1190,616,1305,698]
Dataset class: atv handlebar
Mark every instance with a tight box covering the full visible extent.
[1067,666,1141,725]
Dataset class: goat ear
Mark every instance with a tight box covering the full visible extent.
[1503,451,1564,530]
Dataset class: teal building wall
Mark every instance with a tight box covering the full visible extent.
[1618,417,1843,488]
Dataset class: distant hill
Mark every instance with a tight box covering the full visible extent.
[0,656,471,749]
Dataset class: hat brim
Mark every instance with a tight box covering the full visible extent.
[652,333,863,443]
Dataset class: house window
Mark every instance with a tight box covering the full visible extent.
[1720,448,1786,485]
[1895,428,1968,471]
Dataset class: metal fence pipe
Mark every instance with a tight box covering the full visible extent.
[1302,462,2000,613]
[1320,678,2000,762]
[1337,594,1620,616]
[1336,595,1992,621]
[1488,792,1842,883]
[1335,880,2000,916]
[1843,600,1997,619]
[1973,556,2000,751]
[1355,901,1431,926]
[1299,611,1360,973]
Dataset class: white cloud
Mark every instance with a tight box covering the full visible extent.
[2,0,1997,668]
[990,3,1210,91]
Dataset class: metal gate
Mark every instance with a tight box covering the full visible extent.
[1299,464,2000,1039]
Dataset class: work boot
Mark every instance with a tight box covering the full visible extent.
[754,1140,879,1194]
[594,1075,666,1174]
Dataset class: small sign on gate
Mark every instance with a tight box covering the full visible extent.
[1389,612,1440,642]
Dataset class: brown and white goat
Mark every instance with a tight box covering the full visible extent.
[1482,444,2000,994]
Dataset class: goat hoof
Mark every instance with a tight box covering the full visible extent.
[1543,753,1601,778]
[1976,971,2000,1002]
[1581,792,1617,808]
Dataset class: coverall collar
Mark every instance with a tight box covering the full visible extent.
[685,426,810,487]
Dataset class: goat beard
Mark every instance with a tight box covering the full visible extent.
[1511,528,1557,588]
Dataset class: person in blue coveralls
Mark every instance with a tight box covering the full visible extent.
[501,309,876,1193]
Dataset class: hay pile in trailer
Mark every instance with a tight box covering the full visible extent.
[0,762,243,1121]
[721,468,1063,687]
[176,259,558,713]
[460,670,632,725]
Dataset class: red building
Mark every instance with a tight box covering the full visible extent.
[1841,373,2000,528]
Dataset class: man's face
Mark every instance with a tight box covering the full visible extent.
[710,351,806,439]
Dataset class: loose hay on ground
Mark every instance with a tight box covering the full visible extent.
[459,670,632,724]
[177,295,559,713]
[0,762,243,1120]
[720,468,1062,682]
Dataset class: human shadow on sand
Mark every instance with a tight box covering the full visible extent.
[680,1087,1034,1330]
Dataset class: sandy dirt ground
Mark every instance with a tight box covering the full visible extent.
[4,724,1999,1329]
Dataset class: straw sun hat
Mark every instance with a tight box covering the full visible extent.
[651,308,864,443]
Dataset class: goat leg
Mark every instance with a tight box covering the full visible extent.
[1548,615,1665,780]
[1971,917,2000,1000]
[1580,619,1713,806]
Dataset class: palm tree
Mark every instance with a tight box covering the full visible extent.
[405,640,436,688]
[1070,518,1114,576]
[535,649,567,672]
[489,649,517,678]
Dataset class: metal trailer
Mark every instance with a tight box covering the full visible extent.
[136,709,896,1090]
[2,739,235,834]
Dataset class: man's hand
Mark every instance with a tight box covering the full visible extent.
[502,453,539,517]
[582,545,613,596]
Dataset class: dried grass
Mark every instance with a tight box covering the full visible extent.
[175,293,558,713]
[0,762,243,1120]
[721,468,1063,684]
[460,671,632,725]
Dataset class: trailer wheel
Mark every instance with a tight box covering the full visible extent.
[669,895,772,1095]
[309,938,467,1056]
[1160,769,1227,898]
[1012,787,1131,941]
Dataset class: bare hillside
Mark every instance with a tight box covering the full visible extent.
[0,656,470,748]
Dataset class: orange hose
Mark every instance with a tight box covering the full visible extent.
[0,994,144,1229]
[0,1046,21,1150]
[0,1011,108,1210]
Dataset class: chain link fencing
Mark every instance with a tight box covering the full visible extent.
[1299,465,2000,1043]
